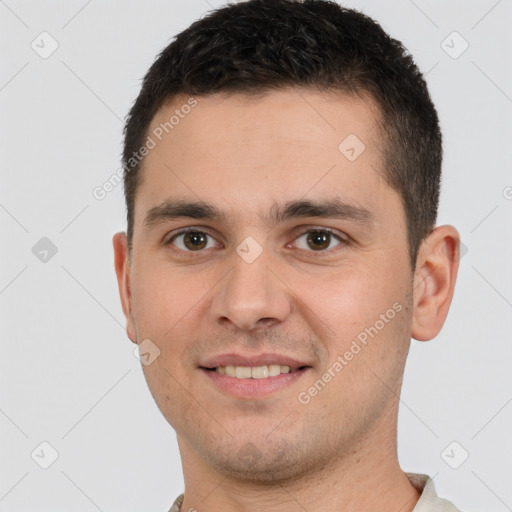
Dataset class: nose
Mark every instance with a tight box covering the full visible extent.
[210,248,292,332]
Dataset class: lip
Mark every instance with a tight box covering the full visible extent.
[201,366,311,399]
[200,353,311,369]
[199,352,313,399]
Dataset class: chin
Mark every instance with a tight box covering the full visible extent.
[201,441,319,484]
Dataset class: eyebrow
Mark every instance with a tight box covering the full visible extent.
[144,200,226,226]
[143,198,376,228]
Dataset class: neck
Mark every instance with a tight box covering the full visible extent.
[177,407,420,512]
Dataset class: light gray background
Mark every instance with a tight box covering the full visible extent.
[1,1,511,511]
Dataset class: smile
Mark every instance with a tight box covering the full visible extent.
[201,366,311,399]
[213,364,303,379]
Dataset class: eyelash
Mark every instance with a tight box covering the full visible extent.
[164,226,347,257]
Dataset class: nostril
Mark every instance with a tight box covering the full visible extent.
[258,317,278,328]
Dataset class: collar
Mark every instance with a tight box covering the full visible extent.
[169,473,461,512]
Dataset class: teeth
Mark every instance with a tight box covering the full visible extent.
[269,364,281,376]
[235,366,252,378]
[251,366,268,379]
[215,364,296,378]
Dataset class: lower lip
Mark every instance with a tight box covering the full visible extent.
[200,368,310,399]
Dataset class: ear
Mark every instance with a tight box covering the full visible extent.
[411,225,460,341]
[113,232,137,344]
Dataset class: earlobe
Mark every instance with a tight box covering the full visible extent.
[411,225,460,342]
[113,232,138,344]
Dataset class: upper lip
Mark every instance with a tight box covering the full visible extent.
[200,353,312,369]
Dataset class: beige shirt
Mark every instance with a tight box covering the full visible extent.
[168,473,462,512]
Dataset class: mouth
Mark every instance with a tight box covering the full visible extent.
[199,354,312,398]
[202,364,310,379]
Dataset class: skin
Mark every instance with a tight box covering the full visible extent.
[113,88,460,512]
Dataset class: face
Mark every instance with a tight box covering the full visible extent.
[115,89,418,481]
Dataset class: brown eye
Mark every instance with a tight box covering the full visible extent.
[294,229,343,252]
[307,231,331,250]
[183,232,207,250]
[170,230,216,251]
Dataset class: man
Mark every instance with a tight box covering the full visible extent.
[113,1,462,510]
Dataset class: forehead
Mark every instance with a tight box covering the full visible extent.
[135,88,394,227]
[147,88,382,164]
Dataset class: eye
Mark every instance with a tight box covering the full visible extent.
[293,229,344,251]
[168,230,218,251]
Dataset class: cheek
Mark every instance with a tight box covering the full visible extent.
[132,264,203,423]
[296,269,412,423]
[131,261,209,339]
[293,259,411,358]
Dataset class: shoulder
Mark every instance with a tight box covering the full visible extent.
[407,473,464,512]
[168,493,184,512]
